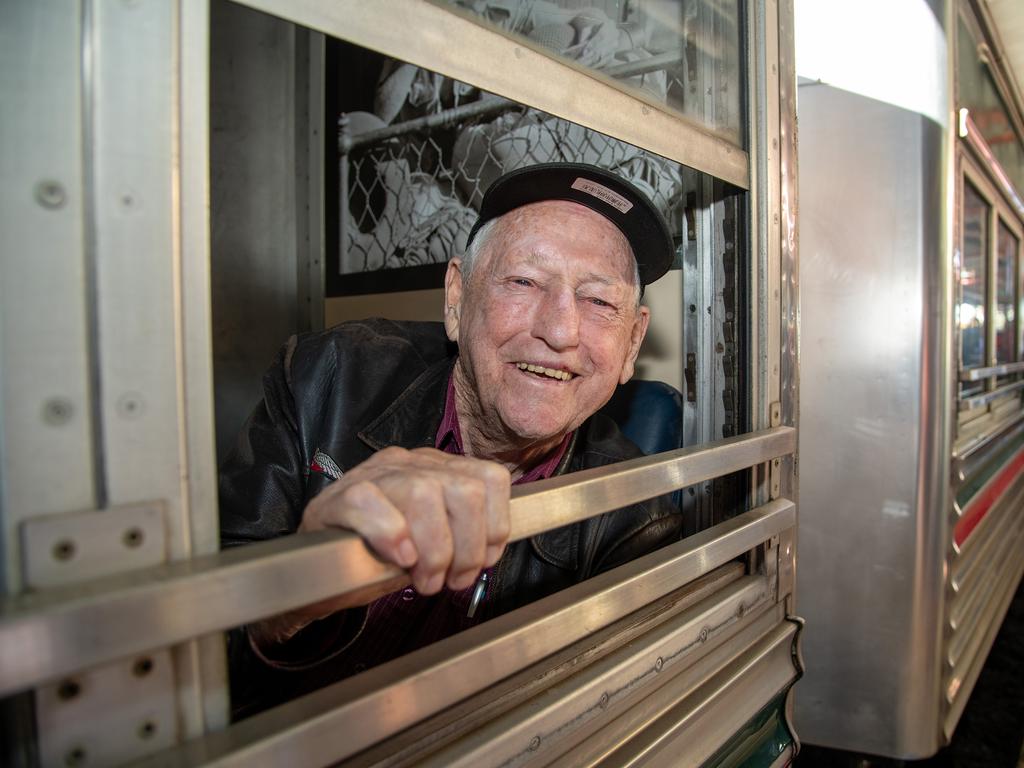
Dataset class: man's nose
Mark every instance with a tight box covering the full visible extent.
[532,287,580,350]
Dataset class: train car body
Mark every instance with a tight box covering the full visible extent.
[796,0,1024,758]
[0,1,801,766]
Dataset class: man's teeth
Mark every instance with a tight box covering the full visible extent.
[516,362,573,381]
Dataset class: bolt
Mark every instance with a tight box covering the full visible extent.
[133,657,154,678]
[35,180,67,210]
[123,527,145,549]
[599,692,609,709]
[117,393,143,419]
[699,626,710,643]
[689,304,697,313]
[138,720,157,740]
[53,539,76,562]
[57,679,81,701]
[529,735,541,751]
[42,398,73,426]
[654,657,664,672]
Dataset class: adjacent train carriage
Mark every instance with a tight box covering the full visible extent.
[0,1,800,766]
[796,0,1024,758]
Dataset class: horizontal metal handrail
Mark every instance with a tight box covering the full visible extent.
[0,427,795,696]
[959,379,1024,411]
[136,499,796,768]
[954,411,1024,466]
[960,360,1024,382]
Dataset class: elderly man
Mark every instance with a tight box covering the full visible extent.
[221,162,681,716]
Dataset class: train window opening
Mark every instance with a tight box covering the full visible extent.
[205,0,761,722]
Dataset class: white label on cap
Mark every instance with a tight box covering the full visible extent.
[571,178,634,214]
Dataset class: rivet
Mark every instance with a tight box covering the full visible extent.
[35,180,67,210]
[57,679,81,701]
[599,692,609,708]
[138,720,157,740]
[699,626,710,643]
[53,539,76,562]
[116,392,144,419]
[64,746,86,767]
[688,304,697,313]
[529,735,541,751]
[654,656,664,672]
[133,657,154,677]
[123,527,145,549]
[42,398,74,426]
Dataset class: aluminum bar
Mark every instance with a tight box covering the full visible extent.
[960,360,1024,381]
[0,428,794,696]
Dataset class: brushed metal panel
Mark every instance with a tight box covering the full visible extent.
[414,577,773,768]
[794,84,950,757]
[342,564,748,768]
[943,545,1024,737]
[582,622,799,768]
[0,0,97,591]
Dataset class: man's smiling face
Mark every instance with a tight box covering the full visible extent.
[445,200,650,451]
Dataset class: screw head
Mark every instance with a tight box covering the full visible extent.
[42,398,74,426]
[35,180,67,209]
[57,679,81,701]
[53,539,77,562]
[123,527,145,549]
[133,657,154,677]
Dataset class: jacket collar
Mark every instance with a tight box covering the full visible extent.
[358,358,455,451]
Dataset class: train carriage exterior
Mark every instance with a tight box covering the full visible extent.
[0,0,1021,766]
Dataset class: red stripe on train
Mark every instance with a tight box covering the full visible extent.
[954,446,1024,548]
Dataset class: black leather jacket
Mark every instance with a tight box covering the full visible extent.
[220,319,681,715]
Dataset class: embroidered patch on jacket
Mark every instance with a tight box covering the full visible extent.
[310,448,344,481]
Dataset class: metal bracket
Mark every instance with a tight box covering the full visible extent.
[21,503,166,589]
[769,402,782,499]
[21,503,177,767]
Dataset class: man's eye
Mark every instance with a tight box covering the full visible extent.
[588,297,612,308]
[512,278,532,287]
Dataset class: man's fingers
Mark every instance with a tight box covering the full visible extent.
[302,447,513,600]
[442,476,488,590]
[330,480,418,569]
[380,472,453,595]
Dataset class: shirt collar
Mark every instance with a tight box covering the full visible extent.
[435,373,573,483]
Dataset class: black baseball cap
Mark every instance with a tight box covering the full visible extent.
[467,162,675,287]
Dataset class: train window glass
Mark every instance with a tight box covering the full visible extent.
[960,180,988,388]
[995,218,1017,373]
[957,14,1024,197]
[433,0,744,147]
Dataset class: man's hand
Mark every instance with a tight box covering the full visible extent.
[250,447,511,651]
[301,447,512,594]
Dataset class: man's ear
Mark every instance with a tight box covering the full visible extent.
[619,305,650,385]
[443,258,464,342]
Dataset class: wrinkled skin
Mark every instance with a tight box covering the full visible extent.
[445,201,650,470]
[252,201,648,650]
